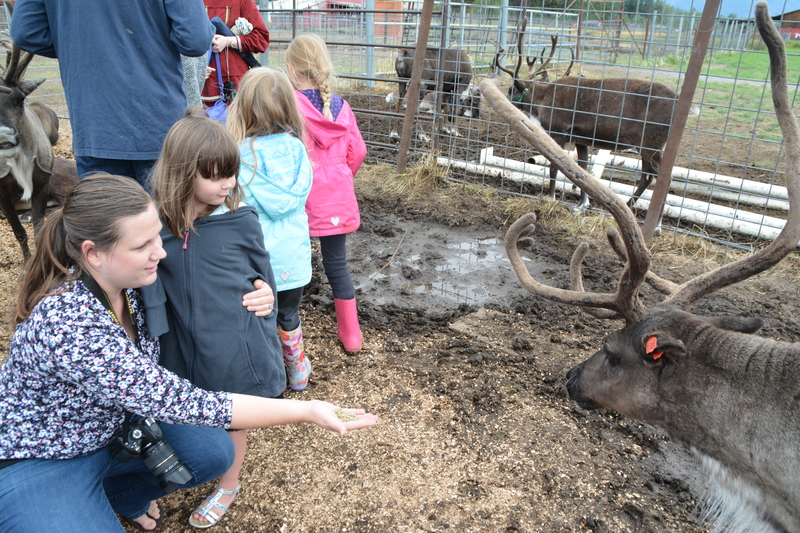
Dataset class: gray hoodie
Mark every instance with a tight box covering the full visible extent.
[143,206,286,398]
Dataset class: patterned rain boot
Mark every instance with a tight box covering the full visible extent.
[334,297,362,353]
[279,325,311,391]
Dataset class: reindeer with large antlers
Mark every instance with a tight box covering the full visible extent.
[0,1,59,257]
[494,10,695,212]
[482,3,800,532]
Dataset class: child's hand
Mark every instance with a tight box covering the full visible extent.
[242,278,274,316]
[309,400,379,435]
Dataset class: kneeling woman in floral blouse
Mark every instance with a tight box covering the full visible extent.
[0,174,378,533]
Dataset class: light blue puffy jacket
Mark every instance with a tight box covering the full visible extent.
[239,132,314,292]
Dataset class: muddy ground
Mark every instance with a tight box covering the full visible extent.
[0,114,797,533]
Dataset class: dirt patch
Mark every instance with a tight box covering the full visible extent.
[2,128,799,533]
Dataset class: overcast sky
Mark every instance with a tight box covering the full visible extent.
[663,0,797,18]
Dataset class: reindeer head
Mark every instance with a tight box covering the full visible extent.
[458,82,482,119]
[492,11,560,114]
[0,24,45,157]
[481,0,800,416]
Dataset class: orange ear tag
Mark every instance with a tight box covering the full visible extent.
[645,336,663,359]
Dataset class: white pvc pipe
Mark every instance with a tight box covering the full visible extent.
[479,148,789,211]
[441,153,788,241]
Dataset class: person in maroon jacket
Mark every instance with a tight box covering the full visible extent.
[201,0,269,104]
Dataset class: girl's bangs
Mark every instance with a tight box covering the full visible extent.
[197,134,240,179]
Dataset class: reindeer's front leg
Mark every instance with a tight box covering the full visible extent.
[573,144,591,211]
[627,148,660,208]
[389,80,409,142]
[440,92,462,138]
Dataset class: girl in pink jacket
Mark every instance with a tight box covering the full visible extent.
[286,34,367,353]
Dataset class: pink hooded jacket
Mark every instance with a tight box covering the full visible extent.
[296,92,367,237]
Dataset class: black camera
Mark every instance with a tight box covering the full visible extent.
[112,417,193,493]
[223,81,236,102]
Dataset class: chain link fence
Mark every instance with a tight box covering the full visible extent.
[4,0,799,251]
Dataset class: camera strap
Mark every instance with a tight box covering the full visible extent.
[79,274,140,440]
[120,411,134,439]
[80,272,139,347]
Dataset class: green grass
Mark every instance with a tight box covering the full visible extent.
[703,49,800,80]
[694,80,783,142]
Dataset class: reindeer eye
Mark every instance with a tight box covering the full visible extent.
[605,348,621,367]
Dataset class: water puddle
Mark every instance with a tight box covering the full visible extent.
[358,232,559,308]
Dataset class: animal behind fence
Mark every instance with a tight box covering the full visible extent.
[388,47,480,141]
[495,10,696,212]
[485,2,800,532]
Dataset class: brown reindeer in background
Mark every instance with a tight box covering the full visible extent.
[494,10,695,211]
[389,47,475,141]
[482,3,800,531]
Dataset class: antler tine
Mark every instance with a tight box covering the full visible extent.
[490,39,515,78]
[605,226,678,295]
[14,50,33,82]
[512,9,528,81]
[532,35,558,80]
[1,0,32,85]
[3,43,34,85]
[504,213,625,318]
[665,1,800,309]
[569,241,624,319]
[487,78,651,323]
[526,54,537,76]
[564,47,576,76]
[3,43,19,84]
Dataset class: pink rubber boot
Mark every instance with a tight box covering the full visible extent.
[279,325,311,391]
[334,297,362,352]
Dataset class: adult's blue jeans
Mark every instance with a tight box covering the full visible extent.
[76,156,157,192]
[0,423,234,533]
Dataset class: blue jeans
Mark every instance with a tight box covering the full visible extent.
[76,156,157,192]
[0,424,234,533]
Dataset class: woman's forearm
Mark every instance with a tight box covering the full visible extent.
[229,395,312,429]
[229,395,379,434]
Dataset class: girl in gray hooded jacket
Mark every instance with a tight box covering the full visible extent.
[149,110,285,529]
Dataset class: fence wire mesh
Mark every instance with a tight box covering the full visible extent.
[5,0,798,252]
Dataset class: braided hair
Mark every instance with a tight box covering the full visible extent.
[285,34,337,120]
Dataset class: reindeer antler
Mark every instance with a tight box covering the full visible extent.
[491,10,529,83]
[563,47,576,77]
[1,0,33,86]
[511,9,528,81]
[483,0,800,325]
[663,1,800,309]
[489,40,515,78]
[529,35,558,80]
[484,78,651,323]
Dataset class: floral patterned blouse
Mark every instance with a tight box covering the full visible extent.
[0,278,233,460]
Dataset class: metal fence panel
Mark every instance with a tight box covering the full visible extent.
[5,0,798,250]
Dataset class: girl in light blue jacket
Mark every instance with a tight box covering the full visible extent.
[228,67,314,392]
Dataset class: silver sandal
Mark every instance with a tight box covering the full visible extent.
[188,482,241,529]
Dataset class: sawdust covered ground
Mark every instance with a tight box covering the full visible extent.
[1,129,799,533]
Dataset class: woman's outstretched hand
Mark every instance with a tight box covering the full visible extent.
[309,400,379,435]
[230,395,378,432]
